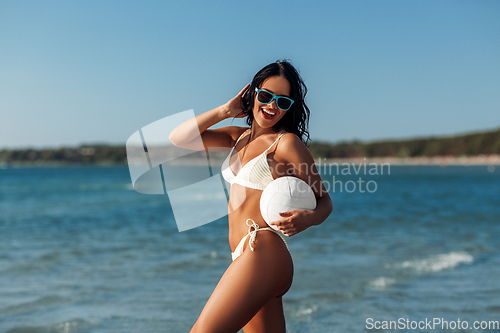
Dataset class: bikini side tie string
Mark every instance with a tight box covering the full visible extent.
[245,218,289,252]
[246,219,260,251]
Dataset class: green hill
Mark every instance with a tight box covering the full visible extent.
[1,128,499,165]
[309,128,500,159]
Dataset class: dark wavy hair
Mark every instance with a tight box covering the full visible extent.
[239,60,311,146]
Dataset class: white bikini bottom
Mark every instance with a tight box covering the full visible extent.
[231,219,289,261]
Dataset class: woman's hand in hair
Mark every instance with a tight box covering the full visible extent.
[221,84,250,119]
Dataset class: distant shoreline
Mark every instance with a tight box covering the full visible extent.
[320,154,500,166]
[2,127,499,167]
[2,154,500,168]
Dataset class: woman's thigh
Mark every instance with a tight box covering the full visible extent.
[242,296,286,333]
[191,232,293,333]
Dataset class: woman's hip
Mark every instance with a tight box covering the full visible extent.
[230,219,290,262]
[230,229,294,295]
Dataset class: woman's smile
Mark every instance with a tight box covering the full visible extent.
[260,106,278,120]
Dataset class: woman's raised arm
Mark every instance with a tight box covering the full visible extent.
[168,84,250,151]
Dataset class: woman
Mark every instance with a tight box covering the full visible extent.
[169,60,333,332]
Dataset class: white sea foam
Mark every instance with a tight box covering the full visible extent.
[295,304,318,316]
[397,251,473,273]
[369,277,396,290]
[6,318,96,333]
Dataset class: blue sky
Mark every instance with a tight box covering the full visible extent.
[1,0,499,149]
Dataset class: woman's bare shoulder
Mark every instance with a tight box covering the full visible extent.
[280,132,307,149]
[276,132,312,162]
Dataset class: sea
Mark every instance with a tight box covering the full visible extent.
[0,164,499,333]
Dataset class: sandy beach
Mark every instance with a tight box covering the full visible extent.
[162,154,500,167]
[319,154,500,166]
[2,154,500,168]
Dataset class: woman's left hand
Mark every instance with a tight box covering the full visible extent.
[271,210,314,237]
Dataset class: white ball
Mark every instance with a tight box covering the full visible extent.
[260,176,317,231]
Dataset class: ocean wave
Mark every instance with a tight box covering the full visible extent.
[369,277,396,290]
[396,251,473,273]
[294,304,319,317]
[5,318,96,333]
[0,295,69,316]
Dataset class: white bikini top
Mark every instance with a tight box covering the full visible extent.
[221,129,287,190]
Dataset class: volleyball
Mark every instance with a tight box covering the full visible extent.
[260,176,317,231]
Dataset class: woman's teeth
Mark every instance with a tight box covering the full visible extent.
[262,108,276,117]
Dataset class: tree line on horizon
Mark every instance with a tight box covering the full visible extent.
[308,127,500,159]
[1,128,499,165]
